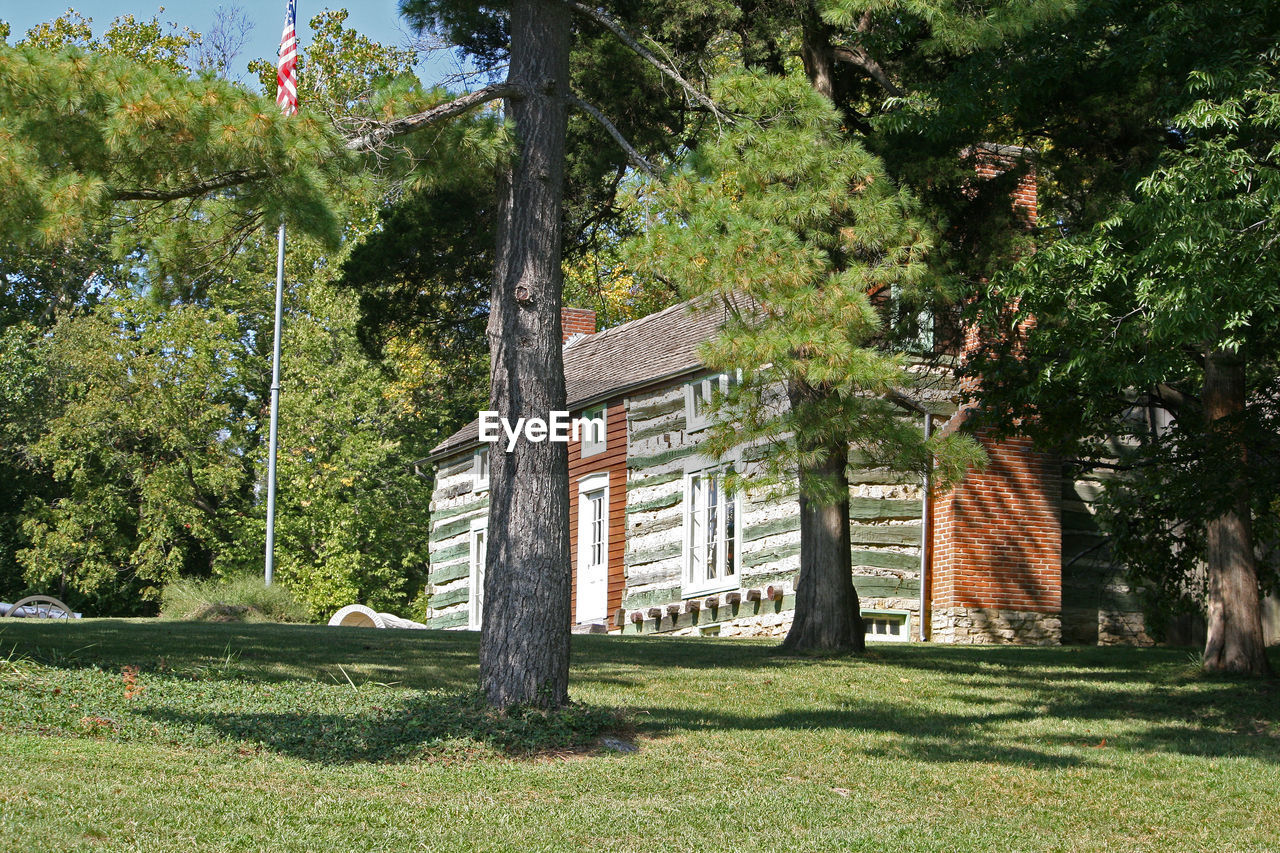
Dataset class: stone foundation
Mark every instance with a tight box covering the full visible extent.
[1097,609,1154,646]
[668,610,792,638]
[931,606,1061,645]
[620,593,920,641]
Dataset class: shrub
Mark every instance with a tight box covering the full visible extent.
[160,575,310,624]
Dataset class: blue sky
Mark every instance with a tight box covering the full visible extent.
[1,2,463,88]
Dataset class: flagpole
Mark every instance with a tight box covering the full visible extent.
[266,0,297,586]
[265,219,286,586]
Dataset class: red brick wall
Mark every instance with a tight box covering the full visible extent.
[925,145,1059,625]
[971,143,1038,226]
[930,430,1062,615]
[561,307,597,342]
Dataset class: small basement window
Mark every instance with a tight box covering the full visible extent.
[863,610,910,642]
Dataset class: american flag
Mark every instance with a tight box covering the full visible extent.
[276,0,298,115]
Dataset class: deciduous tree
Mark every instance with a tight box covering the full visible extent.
[957,1,1280,674]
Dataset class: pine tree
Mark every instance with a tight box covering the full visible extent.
[0,11,463,618]
[400,0,725,706]
[634,71,981,651]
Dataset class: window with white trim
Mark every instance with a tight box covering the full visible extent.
[683,466,740,595]
[890,283,935,353]
[863,610,910,642]
[468,520,487,630]
[581,479,604,563]
[580,405,606,457]
[472,447,489,493]
[684,372,739,432]
[584,488,606,567]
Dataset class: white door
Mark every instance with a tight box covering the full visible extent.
[576,474,609,623]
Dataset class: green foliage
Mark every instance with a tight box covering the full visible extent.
[337,174,492,364]
[0,10,454,618]
[966,2,1280,605]
[266,288,435,622]
[160,574,310,623]
[633,70,982,498]
[18,297,260,612]
[18,8,201,74]
[0,38,345,253]
[0,321,57,601]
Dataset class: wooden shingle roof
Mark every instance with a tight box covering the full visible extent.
[429,298,740,459]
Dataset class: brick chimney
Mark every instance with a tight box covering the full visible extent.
[561,307,597,343]
[970,143,1038,226]
[923,143,1060,647]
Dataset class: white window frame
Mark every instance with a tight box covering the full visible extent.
[890,282,935,353]
[468,518,487,630]
[862,609,911,643]
[472,447,489,493]
[580,405,607,458]
[684,371,740,432]
[575,473,610,621]
[682,465,742,597]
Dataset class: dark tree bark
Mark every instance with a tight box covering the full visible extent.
[1201,350,1272,676]
[782,385,865,653]
[777,24,866,655]
[800,11,838,102]
[479,0,574,708]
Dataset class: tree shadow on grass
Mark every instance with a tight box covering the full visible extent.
[626,647,1280,768]
[141,690,624,763]
[136,655,1279,769]
[0,620,480,691]
[14,621,1280,768]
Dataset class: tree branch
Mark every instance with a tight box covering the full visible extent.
[108,85,524,203]
[345,82,524,151]
[1063,536,1110,571]
[832,8,903,98]
[831,45,903,98]
[109,169,273,202]
[566,94,657,176]
[561,0,728,122]
[1151,383,1199,416]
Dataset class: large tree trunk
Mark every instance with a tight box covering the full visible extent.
[782,396,865,652]
[783,26,862,654]
[479,0,573,709]
[1201,349,1271,676]
[800,9,837,101]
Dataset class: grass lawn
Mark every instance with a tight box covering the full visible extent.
[0,621,1277,852]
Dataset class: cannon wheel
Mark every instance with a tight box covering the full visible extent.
[4,595,75,619]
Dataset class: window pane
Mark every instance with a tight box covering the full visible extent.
[705,474,719,581]
[587,490,605,567]
[472,528,486,627]
[689,476,704,583]
[725,496,735,577]
[584,407,605,446]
